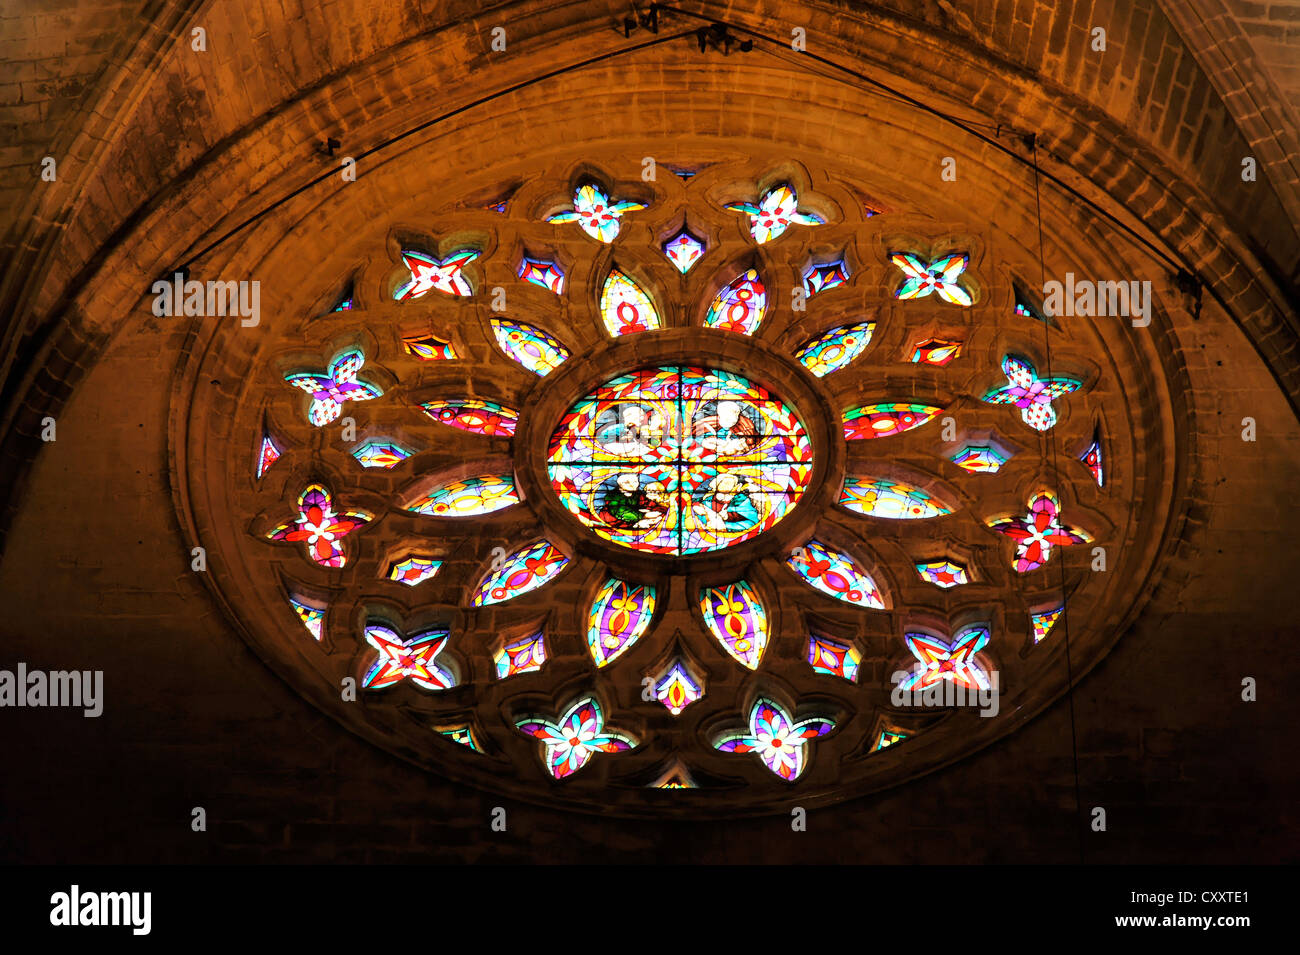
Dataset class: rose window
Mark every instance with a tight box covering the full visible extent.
[176,162,1172,815]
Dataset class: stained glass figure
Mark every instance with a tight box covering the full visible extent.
[1081,430,1103,486]
[288,596,324,641]
[586,578,656,667]
[889,252,972,306]
[663,230,705,273]
[599,270,661,335]
[401,332,457,361]
[786,540,886,608]
[394,248,479,299]
[494,631,547,679]
[1032,606,1064,644]
[807,634,860,682]
[438,725,483,751]
[802,258,850,296]
[284,348,383,427]
[915,559,969,589]
[876,730,907,750]
[547,183,646,243]
[795,322,875,377]
[490,318,569,376]
[703,269,767,334]
[547,366,812,555]
[839,477,952,519]
[910,338,963,365]
[515,696,637,779]
[471,540,569,606]
[951,445,1009,473]
[516,256,565,294]
[406,475,521,517]
[351,440,412,470]
[654,659,704,715]
[987,490,1092,572]
[387,556,441,586]
[267,484,371,568]
[981,355,1081,432]
[714,698,834,781]
[362,624,455,691]
[842,402,942,440]
[725,184,824,244]
[419,399,518,437]
[257,433,281,479]
[899,626,991,691]
[699,581,769,669]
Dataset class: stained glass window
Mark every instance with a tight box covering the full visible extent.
[699,581,769,669]
[486,200,508,214]
[288,596,324,641]
[663,230,705,273]
[915,559,969,589]
[1081,429,1103,486]
[900,627,991,691]
[547,183,645,243]
[651,763,698,788]
[332,282,354,311]
[401,332,457,361]
[842,402,942,440]
[438,725,483,751]
[490,318,569,376]
[795,322,875,377]
[951,445,1009,473]
[1032,606,1064,643]
[890,252,972,306]
[839,477,952,519]
[786,540,886,608]
[394,249,479,299]
[471,540,569,606]
[419,399,518,437]
[586,578,656,667]
[406,475,521,517]
[654,659,703,715]
[516,256,565,294]
[599,270,661,335]
[362,624,455,691]
[351,439,412,469]
[494,631,547,679]
[725,184,823,244]
[802,258,849,296]
[704,269,768,334]
[981,355,1081,432]
[257,433,281,479]
[876,730,907,750]
[284,348,383,427]
[515,696,637,779]
[267,484,371,568]
[987,490,1092,572]
[547,366,812,555]
[714,698,834,781]
[807,634,860,682]
[910,338,963,365]
[1013,282,1052,324]
[387,556,441,586]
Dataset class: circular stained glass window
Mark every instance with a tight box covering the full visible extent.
[545,366,812,555]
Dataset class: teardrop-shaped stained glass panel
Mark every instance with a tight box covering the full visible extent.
[471,540,569,606]
[600,270,661,335]
[786,540,885,609]
[794,322,875,377]
[586,578,657,667]
[842,402,942,440]
[419,399,519,437]
[839,477,953,519]
[699,580,769,669]
[704,269,768,335]
[489,318,569,376]
[406,474,521,517]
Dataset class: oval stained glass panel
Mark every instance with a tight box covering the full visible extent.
[794,322,875,377]
[489,318,569,376]
[420,399,519,437]
[599,270,661,335]
[842,402,942,440]
[471,540,569,606]
[699,580,769,669]
[786,540,885,609]
[704,269,768,335]
[406,474,521,517]
[586,578,657,667]
[839,477,953,519]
